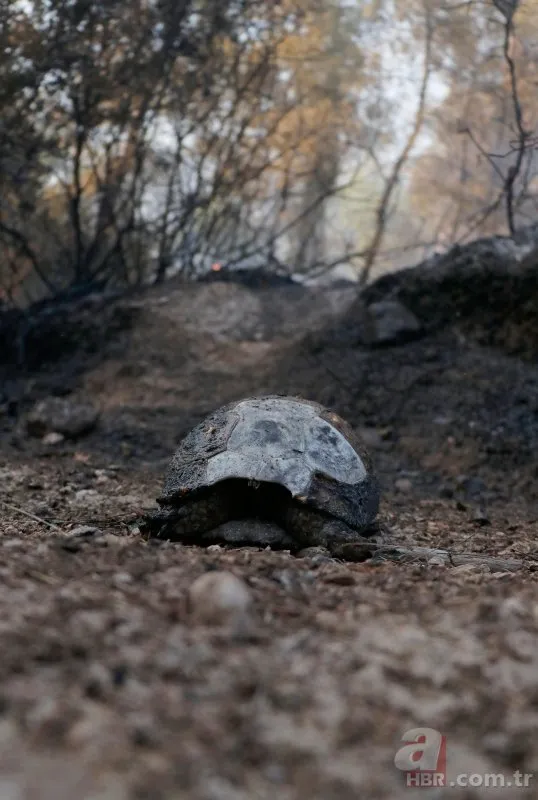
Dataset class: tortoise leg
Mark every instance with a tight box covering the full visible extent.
[283,504,380,550]
[146,486,233,541]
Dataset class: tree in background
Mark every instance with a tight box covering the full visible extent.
[409,0,538,246]
[0,0,317,303]
[2,0,538,308]
[269,0,365,274]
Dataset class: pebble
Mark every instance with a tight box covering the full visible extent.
[296,547,332,560]
[394,477,413,493]
[363,299,422,345]
[471,509,491,526]
[68,525,103,538]
[452,563,483,574]
[26,396,99,438]
[42,431,65,445]
[84,662,112,699]
[113,572,133,586]
[427,555,447,567]
[187,571,252,625]
[57,526,104,552]
[32,501,51,517]
[73,489,102,507]
[357,427,383,449]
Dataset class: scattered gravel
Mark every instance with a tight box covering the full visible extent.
[0,266,537,799]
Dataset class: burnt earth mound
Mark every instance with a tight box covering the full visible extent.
[357,236,538,359]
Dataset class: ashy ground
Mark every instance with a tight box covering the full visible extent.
[0,278,537,799]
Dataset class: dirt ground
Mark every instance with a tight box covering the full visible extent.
[0,278,537,799]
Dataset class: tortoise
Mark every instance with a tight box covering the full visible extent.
[142,395,380,551]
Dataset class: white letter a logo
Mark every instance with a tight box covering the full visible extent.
[394,728,443,772]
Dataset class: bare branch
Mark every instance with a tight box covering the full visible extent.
[500,2,528,235]
[359,1,433,285]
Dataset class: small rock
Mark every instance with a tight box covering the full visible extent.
[296,546,332,561]
[58,526,103,552]
[452,563,483,574]
[188,571,252,625]
[73,489,102,506]
[363,300,422,346]
[274,570,298,591]
[379,426,393,440]
[67,703,113,748]
[471,509,491,526]
[356,427,383,449]
[323,571,356,586]
[69,525,103,538]
[84,662,112,699]
[94,469,110,484]
[395,477,413,493]
[427,555,447,567]
[26,397,99,439]
[127,712,162,747]
[42,431,65,445]
[32,501,51,516]
[112,572,133,586]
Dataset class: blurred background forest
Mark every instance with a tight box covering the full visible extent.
[1,0,537,308]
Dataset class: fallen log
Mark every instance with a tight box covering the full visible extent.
[332,543,530,572]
